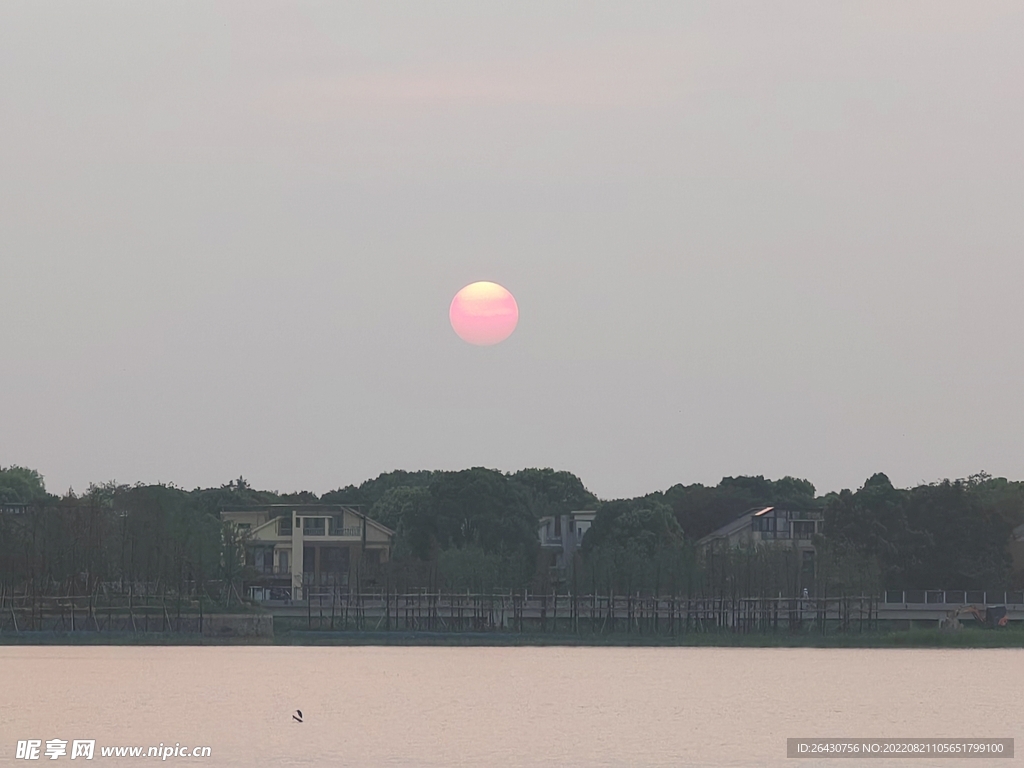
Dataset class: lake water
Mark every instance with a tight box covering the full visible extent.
[1,646,1021,766]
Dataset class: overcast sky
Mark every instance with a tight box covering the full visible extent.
[2,3,1023,500]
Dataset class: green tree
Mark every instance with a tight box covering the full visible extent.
[582,498,687,594]
[322,470,439,508]
[0,466,49,504]
[396,468,538,588]
[661,475,818,542]
[510,468,597,512]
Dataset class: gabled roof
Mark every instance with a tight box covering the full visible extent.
[222,504,395,537]
[697,507,773,546]
[363,516,396,537]
[247,516,280,536]
[220,503,364,514]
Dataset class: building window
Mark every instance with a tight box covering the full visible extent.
[255,547,273,573]
[279,518,292,536]
[303,517,325,536]
[237,523,251,531]
[793,521,815,539]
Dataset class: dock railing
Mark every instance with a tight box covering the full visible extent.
[883,590,1024,605]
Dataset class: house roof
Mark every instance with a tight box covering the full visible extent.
[222,504,395,537]
[697,507,773,546]
[220,503,364,514]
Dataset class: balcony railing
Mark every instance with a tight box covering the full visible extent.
[250,586,292,601]
[280,521,361,537]
[253,565,291,576]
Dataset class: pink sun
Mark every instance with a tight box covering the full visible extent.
[449,281,519,346]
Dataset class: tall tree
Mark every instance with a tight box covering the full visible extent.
[0,466,49,504]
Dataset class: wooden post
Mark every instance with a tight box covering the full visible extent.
[574,591,579,634]
[129,587,137,633]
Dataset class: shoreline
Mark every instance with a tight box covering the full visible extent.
[2,628,1023,648]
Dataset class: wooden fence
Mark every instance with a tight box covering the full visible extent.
[285,591,880,634]
[0,587,887,635]
[0,591,210,634]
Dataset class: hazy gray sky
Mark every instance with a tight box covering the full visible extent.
[2,3,1023,499]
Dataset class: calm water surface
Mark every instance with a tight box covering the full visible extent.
[2,646,1021,767]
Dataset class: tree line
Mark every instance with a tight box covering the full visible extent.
[1,465,1022,601]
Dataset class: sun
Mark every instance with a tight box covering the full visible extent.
[449,281,519,346]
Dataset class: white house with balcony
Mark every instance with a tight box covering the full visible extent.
[221,504,394,601]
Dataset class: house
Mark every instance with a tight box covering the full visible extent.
[697,506,823,584]
[221,504,394,601]
[1010,522,1024,587]
[538,510,596,583]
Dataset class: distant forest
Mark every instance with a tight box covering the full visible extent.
[1,465,1022,599]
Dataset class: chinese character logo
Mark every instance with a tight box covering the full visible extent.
[70,741,95,760]
[44,740,67,760]
[16,740,41,760]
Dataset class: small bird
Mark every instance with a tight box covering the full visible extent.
[293,710,303,723]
